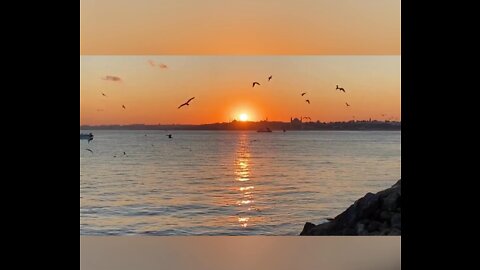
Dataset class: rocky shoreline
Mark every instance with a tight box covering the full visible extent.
[300,179,401,236]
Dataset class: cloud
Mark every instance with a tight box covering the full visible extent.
[102,75,122,82]
[148,60,168,69]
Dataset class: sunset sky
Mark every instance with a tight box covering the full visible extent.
[80,56,400,125]
[80,0,400,55]
[80,0,400,125]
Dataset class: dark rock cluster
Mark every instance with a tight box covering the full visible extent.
[300,179,401,236]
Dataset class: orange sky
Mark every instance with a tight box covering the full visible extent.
[80,0,400,55]
[80,56,400,125]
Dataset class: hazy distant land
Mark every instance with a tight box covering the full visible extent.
[80,119,400,131]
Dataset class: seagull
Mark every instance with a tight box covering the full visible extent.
[122,105,126,109]
[345,102,350,107]
[336,85,346,92]
[305,99,310,104]
[166,134,172,139]
[123,152,126,155]
[268,75,272,81]
[301,92,307,96]
[85,149,93,154]
[178,97,195,109]
[252,82,260,88]
[88,137,93,143]
[102,92,107,97]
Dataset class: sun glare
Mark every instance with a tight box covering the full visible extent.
[239,113,248,121]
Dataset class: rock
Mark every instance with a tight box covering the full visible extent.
[389,228,401,235]
[356,223,366,234]
[367,221,382,232]
[382,189,400,211]
[391,213,401,229]
[300,179,401,236]
[380,210,393,221]
[300,222,317,235]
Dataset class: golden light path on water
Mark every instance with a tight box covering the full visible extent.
[235,134,255,228]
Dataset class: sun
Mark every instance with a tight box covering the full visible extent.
[239,113,248,121]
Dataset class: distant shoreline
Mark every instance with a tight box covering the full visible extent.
[80,120,401,131]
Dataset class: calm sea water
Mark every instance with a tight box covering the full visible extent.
[80,130,400,235]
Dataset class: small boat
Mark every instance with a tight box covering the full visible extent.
[80,133,94,142]
[257,127,272,133]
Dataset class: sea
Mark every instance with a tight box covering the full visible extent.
[80,130,400,235]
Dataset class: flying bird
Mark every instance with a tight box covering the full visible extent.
[252,82,260,88]
[166,134,172,139]
[123,152,126,155]
[85,149,93,154]
[122,105,126,109]
[336,85,346,92]
[301,92,307,96]
[268,75,272,81]
[305,99,310,104]
[101,92,107,97]
[178,97,195,109]
[346,102,350,107]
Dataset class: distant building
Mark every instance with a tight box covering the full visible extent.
[290,117,303,129]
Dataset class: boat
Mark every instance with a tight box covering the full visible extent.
[257,127,272,132]
[80,133,94,141]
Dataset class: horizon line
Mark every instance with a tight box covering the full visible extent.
[80,119,401,127]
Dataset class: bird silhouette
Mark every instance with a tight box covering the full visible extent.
[123,152,126,155]
[166,134,172,138]
[305,99,310,104]
[252,82,260,88]
[336,85,346,92]
[345,102,350,107]
[268,75,272,81]
[301,92,307,96]
[85,149,93,154]
[178,97,195,109]
[101,92,107,97]
[122,105,126,109]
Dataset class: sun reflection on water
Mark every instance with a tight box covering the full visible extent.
[233,133,259,229]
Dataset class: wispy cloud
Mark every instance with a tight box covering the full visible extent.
[102,75,122,82]
[148,60,168,69]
